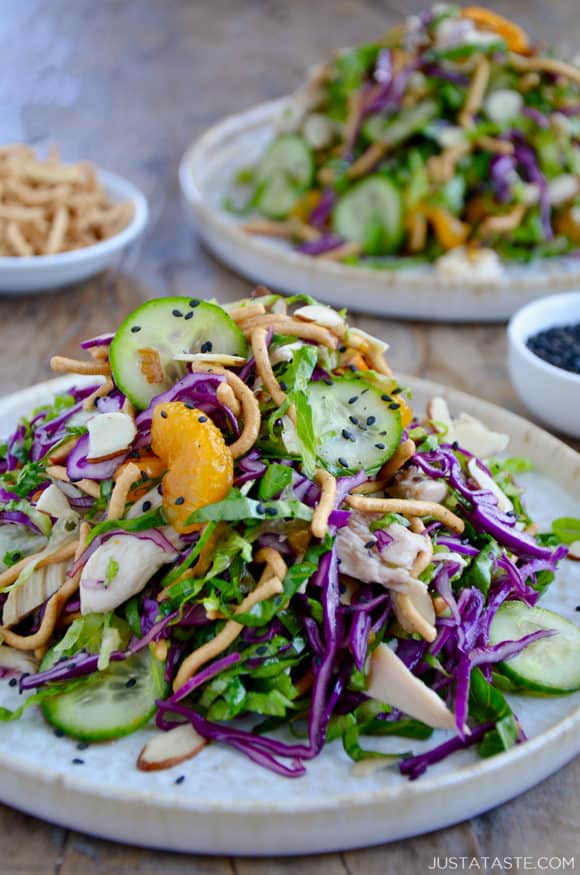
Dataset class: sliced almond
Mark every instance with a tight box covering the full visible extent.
[172,352,246,366]
[367,642,456,730]
[36,483,73,519]
[137,723,207,771]
[426,397,454,436]
[86,411,136,462]
[453,414,509,458]
[467,458,513,513]
[568,540,580,561]
[294,304,346,330]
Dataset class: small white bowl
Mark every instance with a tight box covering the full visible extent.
[0,169,148,294]
[508,291,580,438]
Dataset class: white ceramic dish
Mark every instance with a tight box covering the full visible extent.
[0,374,578,855]
[179,98,580,323]
[0,169,148,295]
[508,292,580,438]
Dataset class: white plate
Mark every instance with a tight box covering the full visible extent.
[0,169,148,294]
[0,375,578,855]
[179,98,580,322]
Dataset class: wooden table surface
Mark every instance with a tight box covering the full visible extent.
[0,1,578,871]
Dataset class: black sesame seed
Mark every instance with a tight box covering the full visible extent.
[72,758,85,765]
[265,507,278,516]
[576,605,580,612]
[160,410,168,419]
[125,677,137,688]
[189,299,200,308]
[198,415,208,423]
[392,387,403,395]
[380,431,387,436]
[364,539,376,550]
[338,457,348,468]
[375,442,385,450]
[184,311,194,320]
[77,741,90,751]
[54,728,65,738]
[348,396,359,405]
[381,393,392,402]
[323,378,333,386]
[200,341,213,353]
[349,415,358,425]
[256,645,268,655]
[452,440,459,450]
[526,322,580,375]
[338,345,347,353]
[279,381,288,391]
[8,678,17,687]
[342,428,353,440]
[361,389,369,395]
[389,402,400,410]
[256,502,265,514]
[366,416,376,426]
[175,496,185,506]
[172,309,183,318]
[143,501,153,513]
[141,469,148,481]
[184,402,194,409]
[175,775,186,785]
[130,325,142,334]
[348,364,357,372]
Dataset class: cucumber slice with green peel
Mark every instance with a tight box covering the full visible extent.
[333,177,404,254]
[362,100,440,147]
[110,297,248,410]
[256,134,314,189]
[305,376,402,475]
[258,171,301,219]
[489,601,580,694]
[41,648,166,742]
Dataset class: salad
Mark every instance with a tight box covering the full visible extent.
[0,291,578,780]
[228,5,580,278]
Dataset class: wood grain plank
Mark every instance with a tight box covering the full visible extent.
[0,803,65,875]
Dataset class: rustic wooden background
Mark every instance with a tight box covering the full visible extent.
[0,1,578,872]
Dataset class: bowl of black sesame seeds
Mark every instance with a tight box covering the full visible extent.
[508,292,580,438]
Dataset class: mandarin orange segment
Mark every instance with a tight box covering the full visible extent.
[151,401,233,533]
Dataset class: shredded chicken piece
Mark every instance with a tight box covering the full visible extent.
[390,464,448,504]
[336,511,429,593]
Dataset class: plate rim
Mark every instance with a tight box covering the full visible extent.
[0,373,578,820]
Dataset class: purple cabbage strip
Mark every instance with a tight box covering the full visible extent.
[0,511,43,532]
[399,721,495,781]
[309,188,336,228]
[374,528,394,552]
[297,234,346,257]
[512,139,552,239]
[79,333,114,350]
[167,652,242,703]
[234,450,267,486]
[66,433,128,482]
[490,154,517,204]
[522,106,550,129]
[470,629,556,668]
[422,64,469,85]
[135,371,237,447]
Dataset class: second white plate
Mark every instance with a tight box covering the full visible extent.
[179,98,580,322]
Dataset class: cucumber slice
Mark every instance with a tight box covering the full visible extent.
[305,376,402,475]
[258,171,301,219]
[41,648,166,742]
[362,100,439,147]
[333,177,404,254]
[256,134,313,189]
[489,601,580,694]
[110,297,248,409]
